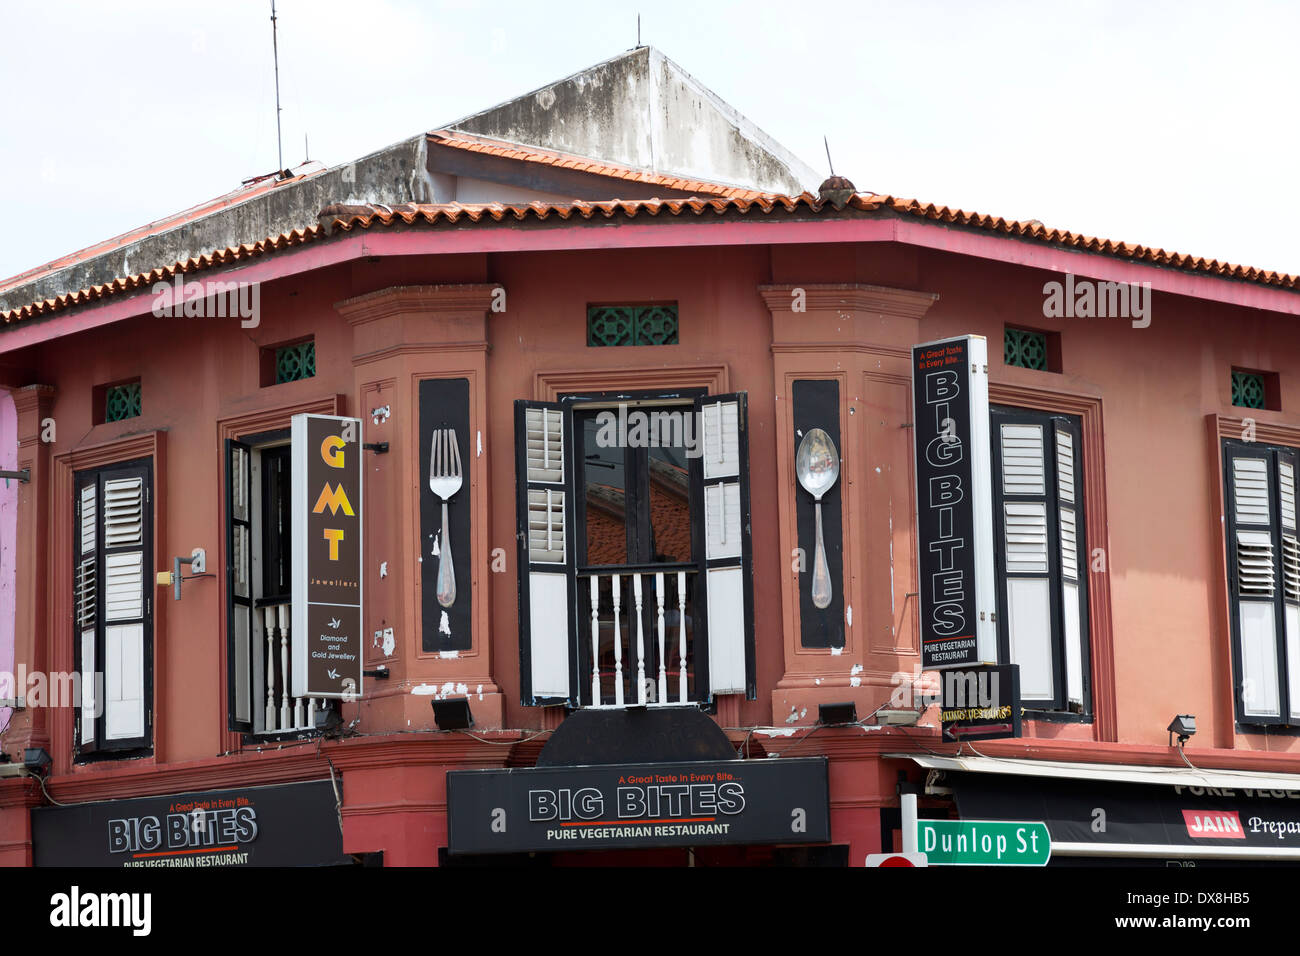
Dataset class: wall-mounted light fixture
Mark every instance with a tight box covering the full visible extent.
[1168,714,1196,747]
[431,698,474,730]
[156,548,209,600]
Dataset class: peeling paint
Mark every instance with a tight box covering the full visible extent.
[411,684,439,695]
[439,611,451,636]
[477,430,482,457]
[379,561,388,578]
[845,605,852,627]
[381,628,395,657]
[757,728,797,737]
[831,646,843,656]
[439,650,459,659]
[784,707,800,724]
[814,677,822,685]
[432,534,440,557]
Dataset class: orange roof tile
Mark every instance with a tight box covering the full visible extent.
[4,192,1297,326]
[427,129,771,201]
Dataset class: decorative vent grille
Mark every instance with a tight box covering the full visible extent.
[587,305,679,346]
[1004,328,1048,370]
[276,341,316,384]
[104,382,141,423]
[1232,371,1267,409]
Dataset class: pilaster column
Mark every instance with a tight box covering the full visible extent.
[336,285,504,730]
[759,284,937,726]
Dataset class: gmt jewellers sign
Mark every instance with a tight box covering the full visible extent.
[292,413,364,699]
[911,335,997,669]
[31,780,348,867]
[447,758,829,855]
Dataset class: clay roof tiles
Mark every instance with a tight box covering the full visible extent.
[4,191,1298,326]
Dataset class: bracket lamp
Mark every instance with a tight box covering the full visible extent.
[1168,714,1196,747]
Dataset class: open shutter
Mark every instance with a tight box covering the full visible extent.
[515,401,577,704]
[75,477,98,753]
[1054,420,1089,709]
[995,418,1059,705]
[1224,443,1283,721]
[1278,451,1300,723]
[226,439,254,732]
[102,471,148,743]
[695,393,755,699]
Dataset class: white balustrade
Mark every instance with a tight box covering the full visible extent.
[582,571,694,708]
[259,601,324,734]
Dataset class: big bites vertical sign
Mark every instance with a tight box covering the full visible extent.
[292,414,364,699]
[911,336,997,669]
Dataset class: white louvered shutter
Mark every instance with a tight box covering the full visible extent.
[1279,453,1300,722]
[515,401,575,703]
[1228,451,1282,718]
[999,422,1055,702]
[696,393,753,698]
[1055,423,1086,708]
[227,440,254,730]
[102,476,146,740]
[76,482,98,748]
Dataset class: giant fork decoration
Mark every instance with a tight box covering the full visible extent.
[428,427,463,608]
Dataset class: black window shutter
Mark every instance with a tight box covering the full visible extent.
[226,438,254,733]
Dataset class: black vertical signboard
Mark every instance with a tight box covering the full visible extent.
[911,336,997,669]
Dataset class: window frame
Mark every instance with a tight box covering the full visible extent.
[73,457,154,760]
[989,404,1092,717]
[515,385,755,709]
[1222,437,1300,727]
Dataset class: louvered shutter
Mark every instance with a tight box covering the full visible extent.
[1224,443,1283,720]
[1280,451,1300,722]
[102,474,147,741]
[75,478,98,752]
[1054,420,1088,708]
[226,439,254,732]
[997,420,1057,703]
[695,393,755,698]
[515,401,578,704]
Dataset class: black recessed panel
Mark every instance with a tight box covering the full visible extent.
[419,378,473,652]
[793,379,844,648]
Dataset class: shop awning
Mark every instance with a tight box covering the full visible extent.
[890,753,1300,861]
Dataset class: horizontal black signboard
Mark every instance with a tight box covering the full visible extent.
[940,664,1022,741]
[955,772,1300,851]
[447,758,829,855]
[32,779,349,868]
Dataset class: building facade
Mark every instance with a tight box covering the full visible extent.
[3,49,1300,867]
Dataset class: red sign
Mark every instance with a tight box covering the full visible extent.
[1181,809,1246,839]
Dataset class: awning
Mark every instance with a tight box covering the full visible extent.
[893,753,1300,791]
[890,753,1300,861]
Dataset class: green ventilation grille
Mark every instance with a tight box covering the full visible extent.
[104,382,141,423]
[276,341,316,384]
[587,306,679,346]
[1232,371,1267,409]
[1004,328,1048,370]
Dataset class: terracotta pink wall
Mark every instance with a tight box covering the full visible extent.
[17,235,1299,766]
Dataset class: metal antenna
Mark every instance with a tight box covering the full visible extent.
[823,135,835,176]
[637,14,641,46]
[271,0,284,174]
[304,133,309,164]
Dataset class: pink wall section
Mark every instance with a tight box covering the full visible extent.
[4,229,1299,770]
[0,391,15,734]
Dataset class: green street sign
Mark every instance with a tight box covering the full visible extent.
[918,819,1051,866]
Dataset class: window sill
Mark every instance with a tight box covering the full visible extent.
[1023,709,1093,725]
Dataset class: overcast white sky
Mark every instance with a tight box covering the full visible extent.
[2,0,1298,283]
